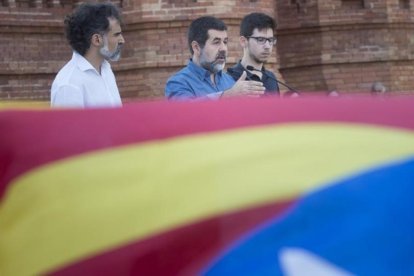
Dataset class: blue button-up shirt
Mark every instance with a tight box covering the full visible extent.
[165,60,236,100]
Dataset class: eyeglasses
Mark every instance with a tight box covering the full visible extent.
[247,36,277,45]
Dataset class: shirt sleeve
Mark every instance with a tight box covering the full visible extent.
[205,92,223,100]
[165,78,197,100]
[51,84,85,108]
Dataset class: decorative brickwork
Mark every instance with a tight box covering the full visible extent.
[276,0,414,93]
[1,0,413,101]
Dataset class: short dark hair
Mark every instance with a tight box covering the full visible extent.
[187,16,227,55]
[64,3,122,56]
[240,13,276,37]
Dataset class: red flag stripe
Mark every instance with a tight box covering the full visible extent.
[48,199,295,276]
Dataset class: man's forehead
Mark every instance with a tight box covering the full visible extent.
[108,17,121,32]
[252,28,274,36]
[207,29,228,40]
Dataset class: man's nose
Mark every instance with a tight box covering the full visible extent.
[263,40,272,47]
[119,34,125,44]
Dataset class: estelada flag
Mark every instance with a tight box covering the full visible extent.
[0,96,413,275]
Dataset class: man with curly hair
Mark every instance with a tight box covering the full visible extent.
[51,2,125,108]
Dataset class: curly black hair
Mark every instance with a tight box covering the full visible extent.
[64,2,122,56]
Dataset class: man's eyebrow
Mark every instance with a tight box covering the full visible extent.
[112,31,122,36]
[211,37,227,41]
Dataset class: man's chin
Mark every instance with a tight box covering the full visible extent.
[213,61,225,71]
[213,65,224,73]
[259,55,270,62]
[100,48,122,62]
[201,61,225,73]
[109,54,121,62]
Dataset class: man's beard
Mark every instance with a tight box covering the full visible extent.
[100,36,122,61]
[200,51,226,73]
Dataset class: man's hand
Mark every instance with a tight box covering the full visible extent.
[222,71,265,98]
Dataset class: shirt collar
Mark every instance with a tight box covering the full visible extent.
[73,51,108,72]
[236,60,268,78]
[188,59,222,80]
[236,60,266,72]
[234,61,246,72]
[234,61,254,78]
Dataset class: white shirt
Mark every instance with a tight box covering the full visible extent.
[51,52,122,108]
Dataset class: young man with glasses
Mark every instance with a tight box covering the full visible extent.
[165,16,265,100]
[228,13,280,95]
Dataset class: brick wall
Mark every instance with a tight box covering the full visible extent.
[276,0,414,94]
[0,6,70,100]
[1,0,414,101]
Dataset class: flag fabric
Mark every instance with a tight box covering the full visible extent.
[0,96,413,275]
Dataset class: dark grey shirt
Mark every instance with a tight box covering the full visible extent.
[227,61,280,95]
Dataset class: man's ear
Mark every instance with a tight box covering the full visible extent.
[240,36,248,48]
[91,34,103,47]
[191,41,201,56]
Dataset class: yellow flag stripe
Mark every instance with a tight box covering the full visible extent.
[0,123,413,275]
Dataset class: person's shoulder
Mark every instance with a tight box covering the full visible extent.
[227,63,243,80]
[222,71,236,83]
[53,60,88,89]
[264,68,276,77]
[54,61,75,81]
[167,65,197,83]
[165,67,197,99]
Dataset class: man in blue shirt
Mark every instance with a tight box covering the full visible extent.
[165,16,265,100]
